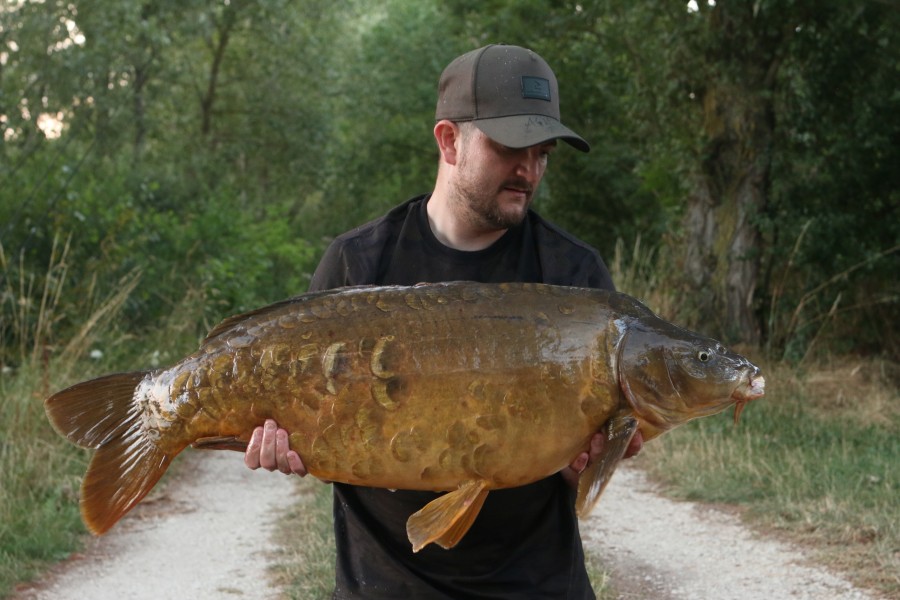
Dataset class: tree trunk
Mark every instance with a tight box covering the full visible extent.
[680,4,787,345]
[684,82,771,344]
[200,4,237,139]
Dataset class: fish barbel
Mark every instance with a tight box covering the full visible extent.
[45,282,765,551]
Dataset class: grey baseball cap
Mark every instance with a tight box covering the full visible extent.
[435,44,590,153]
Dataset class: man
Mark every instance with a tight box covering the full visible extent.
[245,44,643,598]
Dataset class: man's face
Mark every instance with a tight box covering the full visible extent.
[450,125,556,232]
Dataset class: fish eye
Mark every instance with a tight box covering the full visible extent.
[697,349,712,362]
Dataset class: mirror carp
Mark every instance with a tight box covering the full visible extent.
[45,281,765,552]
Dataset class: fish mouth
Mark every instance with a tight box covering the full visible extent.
[732,371,766,424]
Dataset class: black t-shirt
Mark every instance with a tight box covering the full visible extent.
[309,195,615,599]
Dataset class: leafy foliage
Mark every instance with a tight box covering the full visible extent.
[1,0,897,366]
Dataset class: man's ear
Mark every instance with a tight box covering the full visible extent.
[434,120,461,166]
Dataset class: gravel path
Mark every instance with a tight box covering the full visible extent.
[583,465,877,600]
[15,451,297,600]
[14,454,879,600]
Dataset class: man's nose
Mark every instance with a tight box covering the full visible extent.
[514,148,543,178]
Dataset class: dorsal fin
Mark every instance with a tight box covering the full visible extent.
[201,285,378,344]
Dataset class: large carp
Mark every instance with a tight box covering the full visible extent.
[45,282,765,551]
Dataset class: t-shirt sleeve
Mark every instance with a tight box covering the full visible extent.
[308,198,419,292]
[577,251,616,291]
[308,238,353,292]
[532,216,616,292]
[308,222,389,292]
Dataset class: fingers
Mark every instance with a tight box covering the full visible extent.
[244,425,264,470]
[568,451,590,475]
[570,426,642,474]
[624,428,644,459]
[272,426,309,476]
[587,432,605,462]
[586,427,643,462]
[244,419,307,477]
[568,432,604,474]
[286,450,308,477]
[259,419,278,470]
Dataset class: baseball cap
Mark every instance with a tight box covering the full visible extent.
[435,44,590,153]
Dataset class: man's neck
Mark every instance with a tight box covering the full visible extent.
[426,191,506,252]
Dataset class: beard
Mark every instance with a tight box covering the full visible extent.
[451,156,534,232]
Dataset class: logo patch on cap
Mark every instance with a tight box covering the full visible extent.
[521,76,551,102]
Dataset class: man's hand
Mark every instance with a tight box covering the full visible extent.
[561,427,644,489]
[244,419,308,476]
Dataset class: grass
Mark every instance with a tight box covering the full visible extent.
[0,365,89,597]
[585,554,615,598]
[0,237,89,598]
[271,481,336,599]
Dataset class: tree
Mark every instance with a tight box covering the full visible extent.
[438,0,899,354]
[677,2,788,344]
[2,0,896,359]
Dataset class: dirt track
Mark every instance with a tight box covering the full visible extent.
[14,452,878,600]
[582,466,876,600]
[14,452,296,600]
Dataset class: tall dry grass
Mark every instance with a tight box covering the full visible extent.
[765,221,900,364]
[0,235,70,371]
[0,235,142,596]
[609,234,672,316]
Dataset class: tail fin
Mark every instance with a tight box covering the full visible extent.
[45,372,175,535]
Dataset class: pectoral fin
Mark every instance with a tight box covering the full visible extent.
[191,436,249,452]
[406,480,490,552]
[575,415,638,518]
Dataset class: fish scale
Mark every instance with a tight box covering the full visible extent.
[45,281,765,552]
